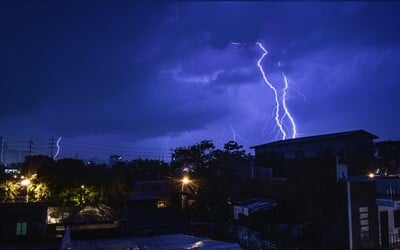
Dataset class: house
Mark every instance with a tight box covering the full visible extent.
[250,130,380,249]
[124,180,186,236]
[127,180,174,210]
[252,129,378,177]
[61,232,242,250]
[0,202,48,242]
[374,176,400,248]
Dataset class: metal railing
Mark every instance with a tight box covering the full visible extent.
[390,233,400,249]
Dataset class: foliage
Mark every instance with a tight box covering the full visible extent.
[127,158,171,180]
[0,173,51,203]
[171,140,253,222]
[171,140,216,174]
[1,140,252,218]
[26,174,51,202]
[374,140,400,175]
[1,179,20,202]
[59,185,104,206]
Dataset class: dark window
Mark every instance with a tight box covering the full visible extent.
[394,210,400,228]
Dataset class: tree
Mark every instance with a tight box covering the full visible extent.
[171,140,253,222]
[127,158,171,180]
[171,140,216,174]
[374,141,400,175]
[26,174,51,202]
[22,155,55,176]
[1,179,20,202]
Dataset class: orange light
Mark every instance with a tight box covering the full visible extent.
[368,173,375,178]
[182,176,190,185]
[21,179,30,186]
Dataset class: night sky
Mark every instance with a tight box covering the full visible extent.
[1,1,399,162]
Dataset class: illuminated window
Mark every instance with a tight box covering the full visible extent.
[16,222,27,236]
[359,207,369,239]
[157,200,170,208]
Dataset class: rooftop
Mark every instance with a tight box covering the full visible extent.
[251,129,378,149]
[67,234,242,249]
[233,198,277,214]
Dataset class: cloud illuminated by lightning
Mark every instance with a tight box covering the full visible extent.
[256,42,297,140]
[53,137,62,160]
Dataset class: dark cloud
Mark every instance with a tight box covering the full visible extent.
[0,1,399,159]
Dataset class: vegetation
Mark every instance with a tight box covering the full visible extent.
[0,140,252,225]
[374,140,400,175]
[171,140,252,222]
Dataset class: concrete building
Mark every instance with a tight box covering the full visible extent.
[61,233,242,250]
[0,203,48,242]
[252,129,378,177]
[250,130,380,249]
[374,176,400,248]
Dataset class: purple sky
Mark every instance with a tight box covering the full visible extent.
[1,2,399,162]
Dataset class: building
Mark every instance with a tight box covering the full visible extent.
[374,176,400,248]
[252,129,378,177]
[250,130,380,249]
[61,233,242,250]
[0,202,48,242]
[123,180,185,236]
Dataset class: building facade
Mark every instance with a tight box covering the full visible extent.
[250,130,380,249]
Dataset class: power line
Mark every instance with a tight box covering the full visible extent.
[27,138,34,156]
[0,136,174,162]
[49,136,55,158]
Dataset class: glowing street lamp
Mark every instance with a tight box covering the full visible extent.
[182,176,190,185]
[181,176,191,209]
[80,185,85,206]
[20,178,31,202]
[21,179,30,187]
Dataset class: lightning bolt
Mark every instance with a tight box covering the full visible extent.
[256,42,287,140]
[256,42,297,140]
[53,137,62,160]
[230,125,249,145]
[282,73,297,139]
[297,89,306,101]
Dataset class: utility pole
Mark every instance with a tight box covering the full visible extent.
[0,137,4,164]
[49,136,55,158]
[27,138,34,156]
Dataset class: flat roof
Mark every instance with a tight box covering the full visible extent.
[251,129,379,149]
[69,234,242,249]
[233,198,277,213]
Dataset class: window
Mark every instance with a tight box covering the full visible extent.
[359,207,369,239]
[16,222,27,236]
[157,200,170,208]
[394,210,400,228]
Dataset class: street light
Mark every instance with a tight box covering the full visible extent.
[181,176,190,208]
[182,176,190,185]
[80,185,85,206]
[20,178,31,203]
